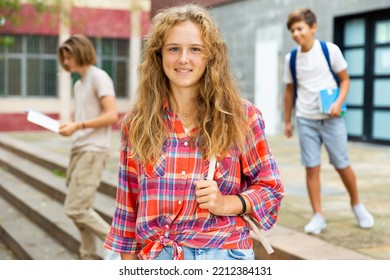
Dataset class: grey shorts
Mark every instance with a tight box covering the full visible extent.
[297,117,350,169]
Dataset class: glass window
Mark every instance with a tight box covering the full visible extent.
[43,60,57,96]
[376,20,390,44]
[374,79,390,107]
[43,36,58,54]
[345,109,364,136]
[117,39,128,57]
[27,35,40,54]
[0,35,128,98]
[116,61,127,97]
[8,35,23,53]
[0,59,4,96]
[97,38,129,98]
[373,111,390,140]
[374,47,390,75]
[0,35,58,97]
[344,49,365,75]
[344,18,365,47]
[102,39,113,56]
[346,79,364,106]
[27,58,40,96]
[8,58,22,96]
[102,60,113,77]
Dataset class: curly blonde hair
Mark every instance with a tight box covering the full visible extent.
[127,4,247,163]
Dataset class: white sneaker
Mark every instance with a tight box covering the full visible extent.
[304,213,327,234]
[104,249,121,260]
[353,203,374,229]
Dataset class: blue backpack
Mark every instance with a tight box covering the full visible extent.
[289,40,340,106]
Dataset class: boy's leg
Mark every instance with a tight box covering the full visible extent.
[65,151,110,258]
[335,165,359,206]
[321,117,358,204]
[306,165,322,214]
[322,117,374,228]
[297,117,323,213]
[297,118,327,234]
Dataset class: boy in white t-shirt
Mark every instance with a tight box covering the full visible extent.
[283,8,374,234]
[58,34,120,259]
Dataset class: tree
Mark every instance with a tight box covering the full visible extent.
[0,0,67,46]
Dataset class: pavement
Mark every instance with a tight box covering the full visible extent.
[1,130,389,260]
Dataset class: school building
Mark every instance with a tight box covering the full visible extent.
[1,0,390,146]
[0,0,151,130]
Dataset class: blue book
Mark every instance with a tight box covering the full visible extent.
[319,88,347,115]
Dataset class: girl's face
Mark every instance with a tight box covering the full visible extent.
[162,20,207,93]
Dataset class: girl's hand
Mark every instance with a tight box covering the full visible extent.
[194,179,227,215]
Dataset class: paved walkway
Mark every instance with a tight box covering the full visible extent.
[2,130,390,260]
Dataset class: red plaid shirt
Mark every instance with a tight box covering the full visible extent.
[104,99,284,259]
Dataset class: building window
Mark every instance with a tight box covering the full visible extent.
[90,37,129,98]
[1,35,129,98]
[0,35,58,97]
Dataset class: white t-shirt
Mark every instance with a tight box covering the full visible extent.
[283,39,348,119]
[72,65,116,153]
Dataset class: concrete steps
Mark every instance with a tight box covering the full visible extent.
[0,189,77,260]
[0,133,372,260]
[0,135,114,260]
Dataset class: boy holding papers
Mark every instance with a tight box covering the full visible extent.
[282,8,374,234]
[57,34,119,260]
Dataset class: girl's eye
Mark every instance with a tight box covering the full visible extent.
[191,47,201,53]
[169,47,179,52]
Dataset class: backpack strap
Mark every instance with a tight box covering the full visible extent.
[290,41,340,107]
[289,48,298,107]
[319,40,340,86]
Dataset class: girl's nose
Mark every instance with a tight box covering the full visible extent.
[179,50,190,63]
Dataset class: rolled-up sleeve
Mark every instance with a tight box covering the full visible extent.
[240,102,285,230]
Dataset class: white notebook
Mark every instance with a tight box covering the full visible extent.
[26,109,60,133]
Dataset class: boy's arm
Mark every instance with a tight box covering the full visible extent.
[59,95,118,136]
[284,83,294,138]
[83,95,118,129]
[329,69,350,117]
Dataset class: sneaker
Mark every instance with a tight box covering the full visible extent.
[353,203,374,229]
[104,249,121,260]
[304,213,327,234]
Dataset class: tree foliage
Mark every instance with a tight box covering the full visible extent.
[0,0,65,47]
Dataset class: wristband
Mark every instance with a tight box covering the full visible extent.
[236,194,246,215]
[82,122,86,129]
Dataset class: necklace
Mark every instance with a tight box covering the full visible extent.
[181,114,190,135]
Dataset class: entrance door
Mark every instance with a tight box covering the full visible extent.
[336,8,390,145]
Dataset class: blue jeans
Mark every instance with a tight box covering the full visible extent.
[153,246,255,260]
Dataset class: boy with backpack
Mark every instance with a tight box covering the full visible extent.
[283,7,374,234]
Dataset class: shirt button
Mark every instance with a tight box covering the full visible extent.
[178,200,182,205]
[181,171,186,176]
[184,141,188,146]
[165,225,169,229]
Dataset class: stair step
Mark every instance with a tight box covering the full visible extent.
[0,193,78,260]
[0,146,116,224]
[0,133,117,197]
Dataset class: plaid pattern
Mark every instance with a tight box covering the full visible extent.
[104,100,284,260]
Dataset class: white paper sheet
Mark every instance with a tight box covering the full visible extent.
[26,109,60,133]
